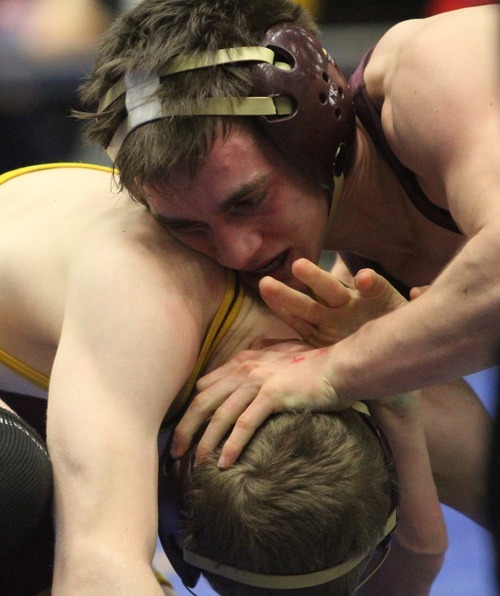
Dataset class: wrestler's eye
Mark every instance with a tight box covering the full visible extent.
[157,217,207,234]
[230,190,267,213]
[166,221,207,234]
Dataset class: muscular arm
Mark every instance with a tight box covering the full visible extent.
[243,6,500,401]
[169,8,499,467]
[334,5,500,397]
[47,238,221,594]
[331,249,499,399]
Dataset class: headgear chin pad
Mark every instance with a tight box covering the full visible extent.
[253,24,355,193]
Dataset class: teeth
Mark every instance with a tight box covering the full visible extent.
[253,253,286,276]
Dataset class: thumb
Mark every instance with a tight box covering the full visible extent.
[355,269,407,307]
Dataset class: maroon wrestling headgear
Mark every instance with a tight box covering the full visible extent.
[99,24,356,193]
[253,24,355,192]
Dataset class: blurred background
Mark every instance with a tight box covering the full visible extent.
[1,1,497,594]
[0,0,496,174]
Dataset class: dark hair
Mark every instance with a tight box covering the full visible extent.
[77,0,318,202]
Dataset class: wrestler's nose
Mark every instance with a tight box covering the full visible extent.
[211,225,262,270]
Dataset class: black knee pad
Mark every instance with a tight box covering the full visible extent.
[0,407,53,554]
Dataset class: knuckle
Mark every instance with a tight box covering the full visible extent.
[236,360,258,374]
[195,378,209,391]
[234,413,255,432]
[234,349,255,363]
[211,404,234,424]
[188,393,212,417]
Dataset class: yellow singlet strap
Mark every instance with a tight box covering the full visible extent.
[0,347,49,390]
[0,162,113,186]
[163,270,244,426]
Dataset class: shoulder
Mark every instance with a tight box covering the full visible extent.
[0,163,229,322]
[366,6,498,104]
[68,206,227,331]
[364,6,498,180]
[54,214,228,415]
[0,163,226,349]
[371,5,498,71]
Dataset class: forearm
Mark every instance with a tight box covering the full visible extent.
[48,414,162,595]
[360,395,447,595]
[358,543,444,596]
[51,472,162,595]
[333,232,500,399]
[52,540,164,596]
[369,396,447,553]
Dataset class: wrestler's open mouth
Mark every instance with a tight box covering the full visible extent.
[250,252,287,277]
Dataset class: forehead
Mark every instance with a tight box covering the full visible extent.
[148,126,278,204]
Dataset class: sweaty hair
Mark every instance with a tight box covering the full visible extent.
[78,0,318,202]
[182,410,396,595]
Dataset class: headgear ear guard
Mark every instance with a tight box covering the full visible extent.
[252,24,355,193]
[98,24,355,194]
[157,403,398,591]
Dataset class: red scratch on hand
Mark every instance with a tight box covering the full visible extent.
[291,356,306,364]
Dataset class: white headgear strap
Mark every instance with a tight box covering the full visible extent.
[183,548,368,590]
[98,46,294,161]
[183,509,398,589]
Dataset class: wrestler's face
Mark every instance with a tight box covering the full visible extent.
[144,126,329,291]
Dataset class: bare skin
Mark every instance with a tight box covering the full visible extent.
[0,166,455,594]
[166,5,498,472]
[0,166,302,594]
[172,262,491,528]
[358,392,448,596]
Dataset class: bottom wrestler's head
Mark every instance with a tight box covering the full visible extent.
[159,407,398,595]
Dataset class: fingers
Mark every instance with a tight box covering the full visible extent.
[259,263,351,323]
[410,285,431,300]
[170,374,243,459]
[259,276,324,335]
[291,258,352,307]
[259,280,339,346]
[354,268,394,297]
[259,275,317,325]
[195,349,257,392]
[171,350,281,459]
[197,389,273,468]
[353,268,379,295]
[172,346,342,469]
[354,268,407,308]
[176,378,277,468]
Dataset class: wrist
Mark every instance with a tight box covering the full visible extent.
[368,394,424,449]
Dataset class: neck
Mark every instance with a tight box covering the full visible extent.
[206,290,300,374]
[324,122,410,257]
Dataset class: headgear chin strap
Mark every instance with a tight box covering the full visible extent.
[98,24,355,194]
[157,401,398,591]
[182,548,368,590]
[181,510,398,590]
